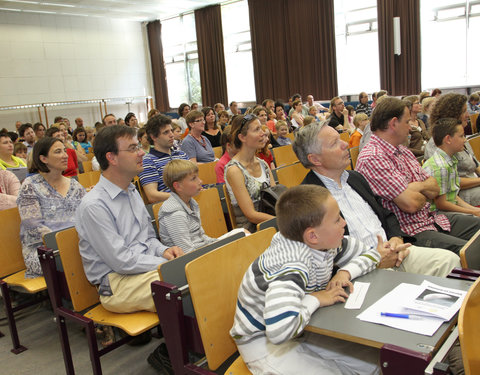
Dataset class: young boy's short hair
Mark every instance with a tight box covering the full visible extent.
[163,159,199,193]
[432,117,462,147]
[276,185,331,243]
[275,120,288,132]
[303,116,315,126]
[353,113,368,127]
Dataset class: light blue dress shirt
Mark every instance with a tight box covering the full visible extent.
[76,175,168,295]
[314,170,387,249]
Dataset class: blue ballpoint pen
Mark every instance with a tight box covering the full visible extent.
[381,312,411,319]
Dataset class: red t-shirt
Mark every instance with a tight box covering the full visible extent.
[257,151,274,168]
[215,151,231,183]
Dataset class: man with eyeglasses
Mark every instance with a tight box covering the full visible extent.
[328,96,348,132]
[138,114,189,203]
[76,125,184,315]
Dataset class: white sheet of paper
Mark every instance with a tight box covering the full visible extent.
[345,281,370,309]
[356,283,444,336]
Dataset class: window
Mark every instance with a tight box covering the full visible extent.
[221,1,256,103]
[421,0,480,89]
[162,14,202,108]
[334,0,380,96]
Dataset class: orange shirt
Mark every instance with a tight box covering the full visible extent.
[349,130,362,148]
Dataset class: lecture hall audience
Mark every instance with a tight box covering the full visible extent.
[6,89,479,374]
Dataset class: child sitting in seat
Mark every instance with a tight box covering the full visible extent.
[275,120,291,146]
[215,126,238,184]
[171,121,183,150]
[266,109,277,134]
[13,142,28,161]
[349,113,369,148]
[159,159,247,253]
[231,185,383,375]
[423,117,480,216]
[158,159,217,253]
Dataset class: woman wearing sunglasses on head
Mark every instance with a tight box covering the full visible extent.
[225,114,276,232]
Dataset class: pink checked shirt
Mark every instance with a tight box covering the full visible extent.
[355,134,450,236]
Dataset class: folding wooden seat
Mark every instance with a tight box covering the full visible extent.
[458,276,480,374]
[38,227,159,375]
[0,207,47,353]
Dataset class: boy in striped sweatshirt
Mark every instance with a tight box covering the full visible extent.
[230,185,382,375]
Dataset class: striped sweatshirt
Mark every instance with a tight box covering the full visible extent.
[158,192,216,253]
[230,232,380,363]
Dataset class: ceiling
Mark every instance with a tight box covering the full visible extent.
[0,0,225,22]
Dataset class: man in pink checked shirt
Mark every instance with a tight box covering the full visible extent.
[356,96,480,254]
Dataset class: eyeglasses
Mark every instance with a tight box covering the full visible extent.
[118,144,142,153]
[193,118,205,123]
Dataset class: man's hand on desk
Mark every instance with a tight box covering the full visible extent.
[311,286,349,307]
[163,246,184,260]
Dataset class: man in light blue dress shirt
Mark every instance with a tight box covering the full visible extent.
[76,125,183,314]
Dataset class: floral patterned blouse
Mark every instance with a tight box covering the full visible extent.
[17,174,86,277]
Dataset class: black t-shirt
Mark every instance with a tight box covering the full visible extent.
[329,112,344,128]
[202,131,222,148]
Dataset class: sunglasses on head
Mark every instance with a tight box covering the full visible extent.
[240,114,256,131]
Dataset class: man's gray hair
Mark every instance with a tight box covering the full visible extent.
[292,121,328,168]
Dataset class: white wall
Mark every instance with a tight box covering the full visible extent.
[0,11,153,130]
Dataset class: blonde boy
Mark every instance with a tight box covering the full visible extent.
[158,159,216,253]
[275,120,291,146]
[349,113,368,148]
[231,185,381,375]
[423,118,480,217]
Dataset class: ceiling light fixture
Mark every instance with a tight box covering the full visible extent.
[3,0,39,4]
[41,2,76,7]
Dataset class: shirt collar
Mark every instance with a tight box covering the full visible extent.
[150,147,172,158]
[276,231,337,260]
[313,170,348,189]
[371,133,405,155]
[436,148,458,166]
[97,174,136,200]
[170,191,198,214]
